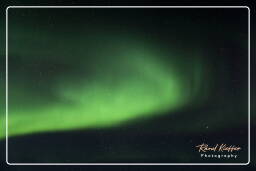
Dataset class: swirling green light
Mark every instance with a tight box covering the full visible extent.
[1,30,205,139]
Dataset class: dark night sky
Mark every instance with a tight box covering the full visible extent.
[0,0,255,170]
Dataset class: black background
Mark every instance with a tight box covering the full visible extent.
[0,0,255,170]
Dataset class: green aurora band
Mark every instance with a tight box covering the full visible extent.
[1,27,208,139]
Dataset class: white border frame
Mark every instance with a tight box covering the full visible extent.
[5,6,250,166]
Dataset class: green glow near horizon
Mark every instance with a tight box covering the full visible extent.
[0,29,206,139]
[6,53,188,138]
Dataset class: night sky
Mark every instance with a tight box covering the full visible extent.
[0,7,252,165]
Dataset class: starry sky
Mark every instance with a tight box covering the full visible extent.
[0,7,250,163]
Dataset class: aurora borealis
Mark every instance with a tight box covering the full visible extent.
[7,40,198,137]
[6,30,208,137]
[0,8,250,163]
[3,8,211,138]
